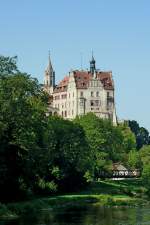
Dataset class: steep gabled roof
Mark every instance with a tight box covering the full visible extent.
[53,70,114,93]
[53,76,69,93]
[74,71,91,89]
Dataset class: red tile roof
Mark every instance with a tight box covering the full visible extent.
[74,71,91,89]
[53,76,69,93]
[53,70,114,93]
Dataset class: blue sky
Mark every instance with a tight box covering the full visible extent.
[1,0,150,130]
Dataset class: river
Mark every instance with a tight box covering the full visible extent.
[1,204,150,225]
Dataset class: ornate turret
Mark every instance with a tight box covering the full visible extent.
[44,53,55,94]
[90,53,96,75]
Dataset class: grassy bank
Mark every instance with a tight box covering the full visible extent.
[0,179,149,219]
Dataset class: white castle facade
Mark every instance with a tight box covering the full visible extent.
[44,55,117,124]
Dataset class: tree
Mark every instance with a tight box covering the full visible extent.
[139,145,150,166]
[0,56,50,201]
[128,149,142,169]
[0,55,18,75]
[118,124,136,153]
[0,56,95,199]
[45,116,92,191]
[141,164,150,195]
[139,145,150,193]
[74,113,125,178]
[137,127,150,149]
[129,120,150,149]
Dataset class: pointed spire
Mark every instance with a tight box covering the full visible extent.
[48,50,50,65]
[44,52,55,92]
[90,51,96,74]
[91,50,95,63]
[91,50,95,62]
[47,50,53,72]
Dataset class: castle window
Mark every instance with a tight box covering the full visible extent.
[80,91,83,97]
[61,94,67,99]
[96,91,99,97]
[80,99,84,106]
[55,95,60,100]
[91,92,94,97]
[64,111,67,117]
[90,100,94,106]
[95,100,99,106]
[73,92,74,97]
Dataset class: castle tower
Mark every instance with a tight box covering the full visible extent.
[44,53,55,94]
[90,53,96,75]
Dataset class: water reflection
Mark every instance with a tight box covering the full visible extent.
[1,204,150,225]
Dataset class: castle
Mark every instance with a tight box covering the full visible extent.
[44,54,117,124]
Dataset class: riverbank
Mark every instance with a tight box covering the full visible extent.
[0,179,149,219]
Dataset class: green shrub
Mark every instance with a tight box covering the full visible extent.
[84,170,93,183]
[38,179,58,194]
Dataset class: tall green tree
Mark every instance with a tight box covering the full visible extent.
[129,120,150,149]
[45,116,92,191]
[118,124,136,153]
[0,56,50,201]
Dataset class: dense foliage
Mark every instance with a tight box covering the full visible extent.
[0,56,92,201]
[129,120,150,149]
[0,56,150,202]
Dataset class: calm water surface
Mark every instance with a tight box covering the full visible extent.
[1,204,150,225]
